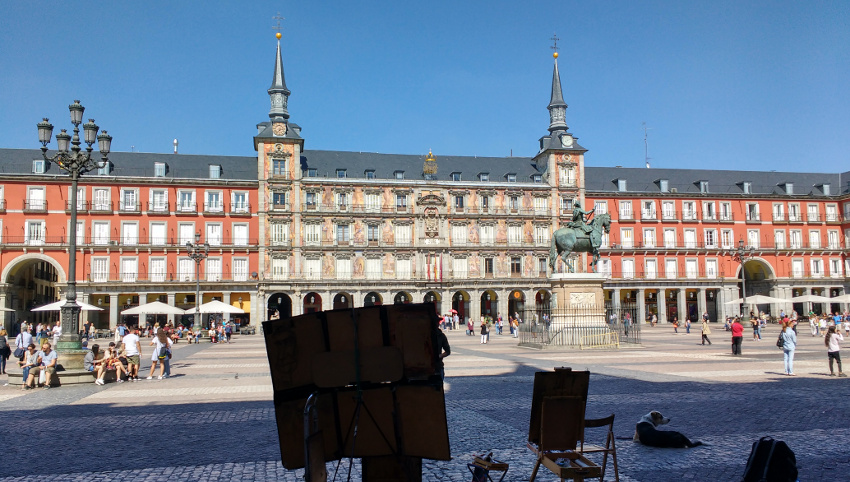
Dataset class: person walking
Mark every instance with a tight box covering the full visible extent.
[751,317,760,341]
[147,330,173,380]
[701,319,712,345]
[0,329,10,374]
[685,318,691,334]
[780,319,798,375]
[14,327,33,363]
[673,317,679,334]
[479,318,488,344]
[825,326,846,377]
[731,317,744,355]
[122,328,142,381]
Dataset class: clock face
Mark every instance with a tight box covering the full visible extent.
[561,135,573,147]
[272,123,287,136]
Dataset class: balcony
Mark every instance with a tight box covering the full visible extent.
[826,213,841,224]
[661,211,678,222]
[745,214,761,224]
[640,211,658,221]
[90,201,113,214]
[718,213,734,223]
[23,200,47,213]
[66,200,89,214]
[119,201,141,213]
[0,199,5,213]
[618,212,635,222]
[203,202,225,215]
[807,213,823,223]
[176,202,197,215]
[146,202,170,214]
[788,213,803,223]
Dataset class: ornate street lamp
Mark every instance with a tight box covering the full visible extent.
[186,232,209,331]
[732,238,756,317]
[38,101,111,362]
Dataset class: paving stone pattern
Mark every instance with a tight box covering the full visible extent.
[1,326,848,481]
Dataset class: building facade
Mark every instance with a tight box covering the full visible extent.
[1,39,849,333]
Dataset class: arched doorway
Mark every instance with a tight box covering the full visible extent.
[480,290,497,318]
[364,292,383,307]
[394,292,412,304]
[423,291,441,314]
[534,290,551,321]
[1,254,66,334]
[333,292,353,310]
[452,291,470,325]
[508,290,526,317]
[303,292,322,313]
[738,259,776,316]
[268,293,292,319]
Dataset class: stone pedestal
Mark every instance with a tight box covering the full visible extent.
[550,273,606,310]
[545,273,613,347]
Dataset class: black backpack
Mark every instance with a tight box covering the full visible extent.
[742,436,798,482]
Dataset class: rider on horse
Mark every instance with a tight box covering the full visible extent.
[568,198,594,235]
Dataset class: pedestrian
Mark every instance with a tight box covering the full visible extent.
[731,317,744,355]
[0,329,10,374]
[121,327,142,381]
[147,329,172,380]
[452,312,459,330]
[819,316,828,336]
[824,326,845,377]
[623,314,630,337]
[685,318,691,334]
[651,313,657,327]
[498,317,504,335]
[701,318,712,345]
[809,315,818,337]
[480,318,488,344]
[751,317,760,341]
[14,327,33,363]
[673,317,679,334]
[780,319,798,375]
[435,323,450,381]
[512,317,519,338]
[224,322,233,343]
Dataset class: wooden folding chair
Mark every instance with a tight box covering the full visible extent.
[579,414,619,482]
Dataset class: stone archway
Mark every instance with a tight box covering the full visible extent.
[2,254,68,333]
[333,292,353,310]
[268,293,292,319]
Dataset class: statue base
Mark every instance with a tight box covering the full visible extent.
[549,273,606,309]
[543,273,614,348]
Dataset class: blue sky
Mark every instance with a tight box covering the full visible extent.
[1,1,848,172]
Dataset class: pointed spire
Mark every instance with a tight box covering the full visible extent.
[547,52,568,133]
[268,34,291,122]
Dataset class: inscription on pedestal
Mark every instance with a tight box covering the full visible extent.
[570,292,596,306]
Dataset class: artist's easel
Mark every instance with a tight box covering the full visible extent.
[527,367,602,482]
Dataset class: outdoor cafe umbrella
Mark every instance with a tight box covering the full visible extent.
[723,294,786,306]
[825,294,850,304]
[0,306,14,312]
[184,299,245,315]
[788,294,833,304]
[120,301,185,316]
[32,300,103,312]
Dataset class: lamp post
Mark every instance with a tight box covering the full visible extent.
[38,101,111,357]
[186,232,209,332]
[732,238,756,317]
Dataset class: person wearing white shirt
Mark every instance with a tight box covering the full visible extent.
[121,330,142,381]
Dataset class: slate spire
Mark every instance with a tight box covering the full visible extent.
[547,52,568,133]
[268,34,291,122]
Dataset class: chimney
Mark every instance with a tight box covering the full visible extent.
[173,138,178,154]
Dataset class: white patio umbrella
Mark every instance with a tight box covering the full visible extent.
[0,306,14,312]
[120,301,185,316]
[789,294,833,304]
[825,294,850,304]
[32,300,103,312]
[723,294,786,306]
[184,299,245,315]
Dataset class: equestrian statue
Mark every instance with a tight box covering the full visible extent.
[549,199,612,273]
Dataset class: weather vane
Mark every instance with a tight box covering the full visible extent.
[550,34,560,53]
[273,12,285,35]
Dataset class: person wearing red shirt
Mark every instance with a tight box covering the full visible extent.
[731,317,744,355]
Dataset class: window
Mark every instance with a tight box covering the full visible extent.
[336,169,347,178]
[150,189,168,212]
[721,229,734,249]
[150,258,166,283]
[620,228,633,248]
[396,258,411,280]
[594,201,607,214]
[788,203,801,222]
[534,225,549,245]
[830,259,842,278]
[305,224,321,245]
[69,186,86,211]
[682,201,696,220]
[233,224,249,246]
[617,179,627,192]
[233,258,249,281]
[665,259,678,279]
[785,183,794,195]
[272,159,286,176]
[93,221,110,245]
[742,182,752,194]
[619,201,632,220]
[27,187,45,211]
[25,220,45,245]
[209,165,222,179]
[154,162,166,177]
[643,228,655,248]
[206,258,222,281]
[481,225,495,245]
[597,259,611,277]
[271,258,289,281]
[303,259,321,280]
[559,167,575,186]
[451,172,461,181]
[828,230,840,249]
[306,168,318,177]
[807,204,820,222]
[791,259,804,278]
[122,222,138,245]
[336,224,350,244]
[685,259,698,279]
[178,258,194,281]
[699,181,709,193]
[484,258,494,275]
[506,174,517,183]
[121,257,138,282]
[511,257,522,275]
[645,259,657,279]
[642,201,656,219]
[706,259,718,279]
[704,229,717,248]
[509,196,519,211]
[702,202,716,220]
[91,258,109,283]
[811,258,823,278]
[336,258,352,280]
[826,204,839,222]
[533,197,549,214]
[366,258,381,280]
[532,174,542,183]
[206,223,222,246]
[663,229,676,248]
[394,170,405,180]
[367,224,379,242]
[451,225,466,245]
[809,230,821,249]
[479,173,489,182]
[178,223,195,245]
[97,162,111,176]
[233,191,249,212]
[622,259,635,279]
[684,229,696,248]
[336,192,349,210]
[720,203,732,221]
[789,230,802,249]
[93,188,110,211]
[746,203,759,221]
[747,229,760,248]
[454,195,465,210]
[120,189,139,211]
[150,222,167,245]
[177,190,196,212]
[774,230,786,249]
[538,257,548,276]
[305,192,317,208]
[271,223,289,246]
[452,257,468,279]
[394,224,411,245]
[365,170,375,179]
[773,203,785,221]
[823,184,832,196]
[205,191,223,212]
[32,160,45,174]
[659,179,669,192]
[365,193,380,212]
[396,194,407,209]
[662,201,675,220]
[508,225,522,245]
[75,221,84,245]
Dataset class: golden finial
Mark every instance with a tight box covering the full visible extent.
[276,32,282,40]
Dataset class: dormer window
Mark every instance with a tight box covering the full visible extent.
[97,161,111,176]
[506,173,517,183]
[154,162,167,177]
[32,160,45,174]
[617,179,627,192]
[784,183,794,195]
[209,165,222,179]
[822,184,831,196]
[451,172,462,181]
[741,182,752,194]
[336,169,347,179]
[699,181,709,193]
[532,174,542,183]
[658,179,669,192]
[365,170,376,179]
[394,170,405,180]
[479,173,489,182]
[307,168,318,177]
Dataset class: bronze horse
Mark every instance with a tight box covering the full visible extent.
[549,213,612,273]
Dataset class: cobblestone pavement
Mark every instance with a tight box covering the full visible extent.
[1,324,848,481]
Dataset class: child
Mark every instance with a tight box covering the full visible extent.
[825,326,846,377]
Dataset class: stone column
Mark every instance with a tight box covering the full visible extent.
[612,288,621,310]
[250,291,259,325]
[137,292,148,327]
[223,292,231,324]
[697,288,706,320]
[637,288,646,325]
[109,294,119,330]
[469,295,481,326]
[677,289,685,324]
[167,293,176,325]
